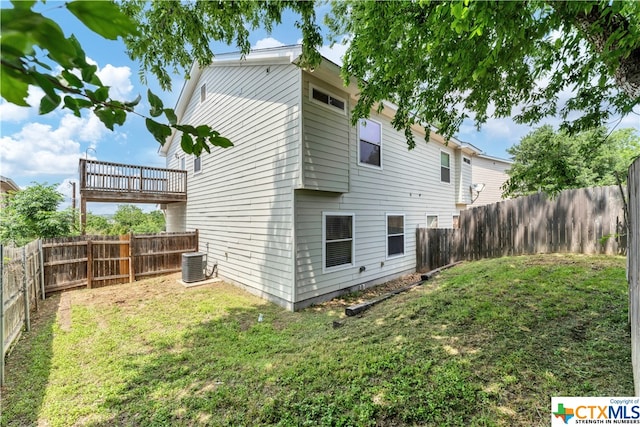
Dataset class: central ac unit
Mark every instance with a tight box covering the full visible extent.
[182,252,205,283]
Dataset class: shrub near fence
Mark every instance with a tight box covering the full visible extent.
[417,185,626,272]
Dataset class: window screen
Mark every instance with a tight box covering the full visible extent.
[324,214,353,268]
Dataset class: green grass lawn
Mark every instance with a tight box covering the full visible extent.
[1,254,632,426]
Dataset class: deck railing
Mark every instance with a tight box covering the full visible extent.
[79,159,186,196]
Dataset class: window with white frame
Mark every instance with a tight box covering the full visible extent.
[311,86,345,113]
[359,119,382,168]
[440,151,451,183]
[387,214,405,257]
[193,156,202,174]
[427,215,439,228]
[323,213,354,270]
[180,156,186,171]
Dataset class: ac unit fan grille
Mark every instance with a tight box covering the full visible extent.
[182,252,205,283]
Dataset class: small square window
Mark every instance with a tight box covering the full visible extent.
[427,215,439,229]
[359,119,382,168]
[440,152,451,183]
[387,214,405,257]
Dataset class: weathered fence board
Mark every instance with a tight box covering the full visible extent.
[628,158,640,396]
[417,186,626,272]
[41,231,198,294]
[1,240,43,385]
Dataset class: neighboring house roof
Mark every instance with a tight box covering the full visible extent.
[0,175,20,194]
[160,44,482,158]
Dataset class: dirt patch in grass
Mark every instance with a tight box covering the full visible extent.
[316,272,425,311]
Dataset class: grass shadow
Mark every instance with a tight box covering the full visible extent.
[1,293,61,426]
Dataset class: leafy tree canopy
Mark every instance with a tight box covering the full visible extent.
[3,0,639,153]
[327,0,640,147]
[85,206,166,235]
[0,0,232,155]
[0,183,75,245]
[502,126,640,197]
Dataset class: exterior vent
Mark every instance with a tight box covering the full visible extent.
[182,252,205,283]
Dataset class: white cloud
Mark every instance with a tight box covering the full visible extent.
[253,37,285,50]
[0,112,106,177]
[0,87,45,123]
[95,64,134,101]
[319,42,350,66]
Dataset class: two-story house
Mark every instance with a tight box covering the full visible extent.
[160,45,483,310]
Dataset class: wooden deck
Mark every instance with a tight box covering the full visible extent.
[79,159,187,233]
[79,159,187,204]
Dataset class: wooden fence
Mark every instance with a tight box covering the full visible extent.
[1,240,44,385]
[417,185,626,272]
[0,231,198,385]
[43,231,198,294]
[628,158,639,395]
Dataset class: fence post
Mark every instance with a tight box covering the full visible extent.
[87,240,93,289]
[128,232,135,283]
[22,247,30,332]
[1,244,5,386]
[38,240,45,300]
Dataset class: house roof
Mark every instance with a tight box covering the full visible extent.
[475,153,513,164]
[160,45,483,157]
[0,175,20,193]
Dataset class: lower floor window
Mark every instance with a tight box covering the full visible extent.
[387,214,405,257]
[324,213,354,269]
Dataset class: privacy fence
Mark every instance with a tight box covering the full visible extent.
[1,230,198,385]
[628,158,640,395]
[417,185,626,272]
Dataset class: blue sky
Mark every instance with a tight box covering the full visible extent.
[1,2,638,214]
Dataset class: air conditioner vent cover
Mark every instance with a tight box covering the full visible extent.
[182,252,205,283]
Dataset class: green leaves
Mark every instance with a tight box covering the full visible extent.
[328,0,640,147]
[0,1,233,155]
[67,1,138,40]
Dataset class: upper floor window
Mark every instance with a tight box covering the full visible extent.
[180,156,186,171]
[441,151,451,183]
[200,84,206,103]
[359,119,382,168]
[193,156,202,174]
[387,214,405,257]
[310,85,346,113]
[323,213,354,271]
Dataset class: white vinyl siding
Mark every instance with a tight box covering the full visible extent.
[164,61,300,307]
[295,109,459,304]
[322,213,355,272]
[470,155,513,206]
[386,214,405,258]
[300,75,349,192]
[358,119,382,168]
[455,151,473,205]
